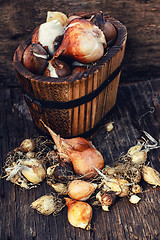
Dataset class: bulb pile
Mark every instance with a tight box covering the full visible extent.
[22,11,117,77]
[2,122,160,230]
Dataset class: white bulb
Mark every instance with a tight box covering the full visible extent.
[39,20,64,56]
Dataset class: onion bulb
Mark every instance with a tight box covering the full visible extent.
[68,180,97,201]
[40,119,104,179]
[68,147,104,179]
[65,198,92,230]
[53,18,107,63]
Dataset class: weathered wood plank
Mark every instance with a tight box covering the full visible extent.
[0,79,160,240]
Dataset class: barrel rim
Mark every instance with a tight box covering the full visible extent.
[13,14,127,86]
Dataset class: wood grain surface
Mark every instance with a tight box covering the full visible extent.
[1,79,160,240]
[0,1,160,240]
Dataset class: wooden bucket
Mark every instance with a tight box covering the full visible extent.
[13,13,127,138]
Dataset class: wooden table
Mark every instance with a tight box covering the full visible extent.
[0,1,160,239]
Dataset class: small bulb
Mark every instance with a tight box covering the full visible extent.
[47,166,55,177]
[104,166,116,176]
[131,184,142,194]
[20,159,46,184]
[103,178,129,197]
[47,181,68,195]
[131,150,147,165]
[105,122,114,132]
[46,11,68,26]
[142,166,160,186]
[68,180,97,201]
[30,194,61,215]
[65,198,92,230]
[127,145,142,157]
[20,139,35,152]
[25,151,35,159]
[96,191,116,211]
[129,195,141,204]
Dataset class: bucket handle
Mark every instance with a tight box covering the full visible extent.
[24,93,43,114]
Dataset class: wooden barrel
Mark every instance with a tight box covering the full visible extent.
[13,13,127,138]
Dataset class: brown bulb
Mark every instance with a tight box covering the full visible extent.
[39,120,104,179]
[103,21,117,46]
[44,58,71,78]
[96,191,117,211]
[22,43,48,74]
[91,12,117,47]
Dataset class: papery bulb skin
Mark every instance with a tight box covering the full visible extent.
[65,198,92,229]
[46,11,68,26]
[32,20,65,56]
[53,18,107,63]
[43,59,71,78]
[20,159,46,184]
[63,137,92,152]
[30,194,57,215]
[131,150,147,165]
[68,148,104,179]
[68,180,97,201]
[39,119,92,154]
[142,166,160,186]
[68,15,81,23]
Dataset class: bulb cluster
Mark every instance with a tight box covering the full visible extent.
[22,11,117,78]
